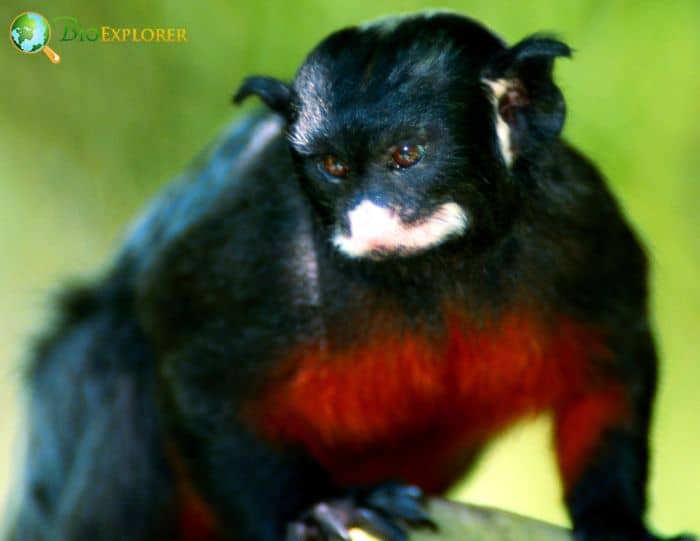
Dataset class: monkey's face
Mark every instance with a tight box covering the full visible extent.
[234,13,570,261]
[287,16,512,261]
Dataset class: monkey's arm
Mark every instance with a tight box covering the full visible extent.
[133,132,343,540]
[554,329,658,541]
[157,332,335,541]
[539,144,682,541]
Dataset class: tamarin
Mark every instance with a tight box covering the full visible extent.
[5,11,693,541]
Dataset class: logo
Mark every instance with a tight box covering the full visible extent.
[10,12,188,63]
[9,12,61,63]
[55,17,188,43]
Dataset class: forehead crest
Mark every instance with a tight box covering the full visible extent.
[287,12,506,155]
[289,63,333,153]
[289,29,462,153]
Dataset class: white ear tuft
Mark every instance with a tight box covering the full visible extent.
[483,78,514,167]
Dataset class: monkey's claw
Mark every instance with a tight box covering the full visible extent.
[286,483,436,541]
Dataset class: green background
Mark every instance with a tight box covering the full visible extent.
[1,0,698,535]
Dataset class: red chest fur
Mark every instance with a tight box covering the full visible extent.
[250,310,606,492]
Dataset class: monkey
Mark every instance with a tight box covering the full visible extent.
[4,11,694,541]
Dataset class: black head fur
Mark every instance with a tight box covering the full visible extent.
[234,12,571,262]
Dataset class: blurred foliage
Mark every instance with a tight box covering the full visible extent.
[0,0,698,535]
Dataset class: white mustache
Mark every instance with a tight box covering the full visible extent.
[332,200,469,259]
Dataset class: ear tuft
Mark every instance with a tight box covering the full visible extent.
[481,35,572,165]
[488,34,571,75]
[233,76,292,116]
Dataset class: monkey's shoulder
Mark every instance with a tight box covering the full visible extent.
[517,141,650,323]
[118,112,294,280]
[125,114,317,347]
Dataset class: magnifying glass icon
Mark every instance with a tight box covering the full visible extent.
[9,12,61,64]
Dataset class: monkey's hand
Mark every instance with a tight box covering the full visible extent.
[286,483,437,541]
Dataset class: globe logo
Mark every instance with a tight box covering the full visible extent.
[9,12,61,64]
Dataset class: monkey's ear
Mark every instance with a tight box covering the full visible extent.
[481,35,572,165]
[233,76,293,117]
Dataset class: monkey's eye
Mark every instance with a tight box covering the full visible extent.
[321,155,349,178]
[390,144,425,169]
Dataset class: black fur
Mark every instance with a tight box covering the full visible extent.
[5,12,691,541]
[233,77,292,116]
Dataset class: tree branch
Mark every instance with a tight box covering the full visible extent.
[350,499,573,541]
